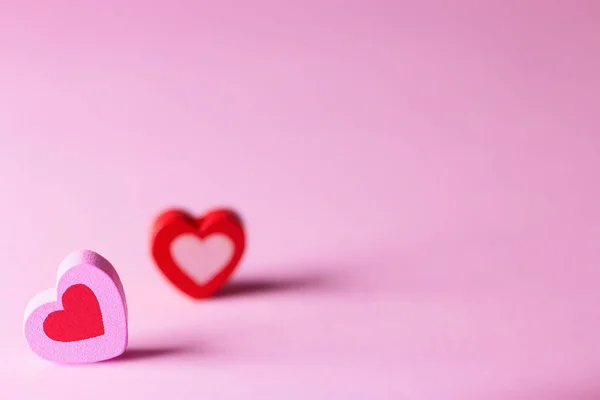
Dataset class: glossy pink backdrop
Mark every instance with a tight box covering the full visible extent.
[0,1,599,398]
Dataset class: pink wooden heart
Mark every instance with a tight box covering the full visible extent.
[23,250,128,364]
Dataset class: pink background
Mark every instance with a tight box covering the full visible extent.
[0,1,599,398]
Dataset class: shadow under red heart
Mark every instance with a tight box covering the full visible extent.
[43,284,105,342]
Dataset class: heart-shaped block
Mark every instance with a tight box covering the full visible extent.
[23,250,128,364]
[150,207,246,299]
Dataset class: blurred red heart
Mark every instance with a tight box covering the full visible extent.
[150,207,245,299]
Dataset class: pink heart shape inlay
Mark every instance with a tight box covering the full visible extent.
[23,250,128,364]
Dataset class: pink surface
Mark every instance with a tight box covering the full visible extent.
[24,250,128,364]
[0,0,599,398]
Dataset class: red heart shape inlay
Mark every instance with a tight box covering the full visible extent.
[43,284,105,342]
[150,207,245,299]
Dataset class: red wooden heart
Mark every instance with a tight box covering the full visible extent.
[150,207,245,299]
[43,284,105,342]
